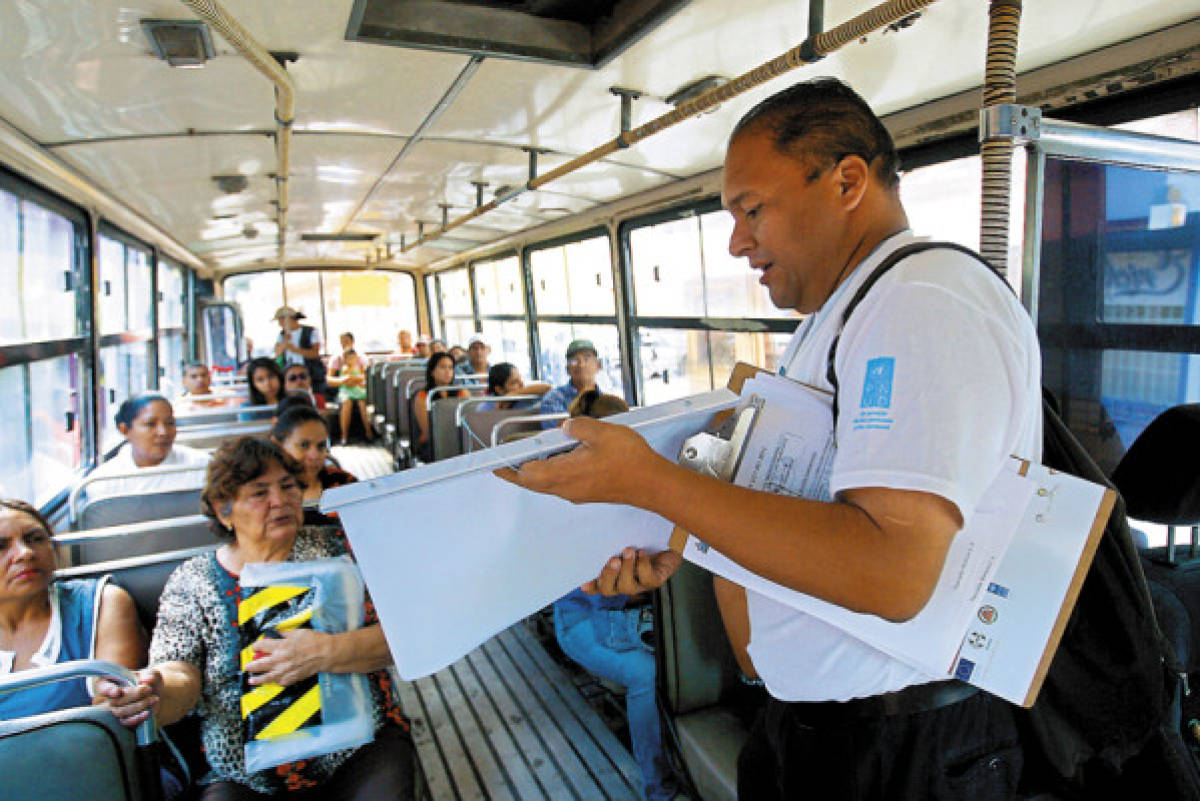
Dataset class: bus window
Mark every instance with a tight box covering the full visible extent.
[157,259,187,397]
[223,271,284,359]
[15,200,78,343]
[321,271,419,355]
[28,355,82,502]
[474,255,530,375]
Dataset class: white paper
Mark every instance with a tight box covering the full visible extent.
[322,389,739,679]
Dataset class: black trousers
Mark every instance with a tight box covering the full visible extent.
[199,725,416,801]
[737,690,1023,801]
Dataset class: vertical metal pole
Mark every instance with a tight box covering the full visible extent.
[979,0,1023,274]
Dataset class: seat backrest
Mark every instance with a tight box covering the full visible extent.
[397,373,426,439]
[365,361,384,410]
[79,489,203,530]
[57,545,216,632]
[492,414,565,445]
[174,421,271,451]
[655,560,740,715]
[0,704,142,801]
[1111,403,1200,525]
[59,514,218,568]
[431,395,473,461]
[461,405,541,453]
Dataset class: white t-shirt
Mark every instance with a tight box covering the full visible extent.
[744,231,1044,703]
[85,444,211,501]
[280,325,321,367]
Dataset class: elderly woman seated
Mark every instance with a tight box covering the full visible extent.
[103,436,413,800]
[0,498,145,718]
[86,394,210,500]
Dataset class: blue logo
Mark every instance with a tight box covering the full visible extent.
[860,357,895,410]
[954,658,975,682]
[987,582,1010,598]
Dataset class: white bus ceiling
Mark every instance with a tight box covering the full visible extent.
[0,1,1196,276]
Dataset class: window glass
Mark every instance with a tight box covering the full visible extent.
[479,319,531,378]
[900,156,983,253]
[424,273,438,337]
[0,190,18,343]
[29,355,82,504]
[158,261,185,328]
[530,235,614,316]
[630,216,704,317]
[0,365,31,500]
[442,318,476,351]
[475,255,523,316]
[638,328,791,405]
[126,246,154,332]
[223,272,284,360]
[535,321,623,394]
[439,268,472,316]
[159,332,186,398]
[98,343,152,454]
[202,305,240,371]
[98,235,127,335]
[323,271,418,356]
[22,200,79,341]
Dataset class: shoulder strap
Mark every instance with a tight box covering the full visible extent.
[299,325,313,349]
[826,241,1007,425]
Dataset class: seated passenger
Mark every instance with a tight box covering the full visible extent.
[87,395,210,500]
[102,437,414,799]
[245,357,284,408]
[484,362,551,411]
[539,339,604,425]
[551,392,680,801]
[413,353,468,462]
[0,498,144,718]
[413,336,431,360]
[328,337,373,444]
[282,363,327,410]
[395,328,415,359]
[271,407,357,527]
[455,333,491,383]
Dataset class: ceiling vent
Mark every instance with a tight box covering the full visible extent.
[142,19,216,68]
[346,0,691,68]
[213,174,249,194]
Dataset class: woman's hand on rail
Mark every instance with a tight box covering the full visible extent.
[493,416,669,507]
[96,668,164,728]
[582,546,682,597]
[244,629,331,687]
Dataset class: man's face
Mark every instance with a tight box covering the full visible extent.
[722,129,849,314]
[284,367,311,391]
[566,350,599,389]
[183,365,211,395]
[277,314,298,331]
[468,341,490,370]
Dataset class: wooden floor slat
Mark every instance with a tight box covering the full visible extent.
[396,621,643,800]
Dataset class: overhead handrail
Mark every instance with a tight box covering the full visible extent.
[179,0,295,266]
[454,394,545,428]
[0,659,158,747]
[70,464,208,523]
[492,413,568,447]
[403,0,936,253]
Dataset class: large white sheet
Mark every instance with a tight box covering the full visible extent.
[321,390,737,679]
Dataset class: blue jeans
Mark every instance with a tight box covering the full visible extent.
[553,601,676,801]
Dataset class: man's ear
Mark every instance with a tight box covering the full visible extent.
[835,155,870,212]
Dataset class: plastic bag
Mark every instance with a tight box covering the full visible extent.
[238,556,375,773]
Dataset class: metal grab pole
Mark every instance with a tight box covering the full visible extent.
[979,0,1023,274]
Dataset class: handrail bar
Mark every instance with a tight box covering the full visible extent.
[55,514,210,547]
[425,383,486,413]
[0,659,157,745]
[175,404,271,424]
[70,465,208,522]
[454,394,545,428]
[492,414,568,447]
[55,544,218,579]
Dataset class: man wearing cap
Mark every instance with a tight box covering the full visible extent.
[456,333,492,381]
[272,305,327,395]
[539,339,602,418]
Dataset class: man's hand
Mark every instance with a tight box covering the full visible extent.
[244,629,331,687]
[493,417,669,507]
[582,547,683,596]
[96,668,163,728]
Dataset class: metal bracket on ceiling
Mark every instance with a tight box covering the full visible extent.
[521,147,550,183]
[439,203,452,229]
[471,181,489,209]
[610,87,643,147]
[417,220,426,238]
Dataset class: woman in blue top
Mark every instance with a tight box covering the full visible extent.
[0,498,144,719]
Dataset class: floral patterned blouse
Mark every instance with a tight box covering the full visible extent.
[149,527,407,793]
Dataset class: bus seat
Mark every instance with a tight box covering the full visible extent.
[655,559,746,801]
[431,395,473,461]
[77,490,203,531]
[56,545,217,633]
[491,413,567,446]
[0,660,162,801]
[396,372,425,440]
[174,421,271,451]
[460,399,549,453]
[57,514,218,568]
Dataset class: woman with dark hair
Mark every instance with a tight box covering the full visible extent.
[86,394,210,500]
[270,407,357,526]
[412,352,467,462]
[484,362,551,411]
[244,357,284,407]
[103,437,414,800]
[0,498,145,719]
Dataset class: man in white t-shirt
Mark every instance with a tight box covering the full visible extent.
[500,78,1043,799]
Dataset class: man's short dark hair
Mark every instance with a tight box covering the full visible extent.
[730,77,899,187]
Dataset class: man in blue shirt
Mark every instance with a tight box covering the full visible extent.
[539,339,601,416]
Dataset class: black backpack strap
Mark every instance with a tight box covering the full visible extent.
[825,241,1007,425]
[299,324,313,349]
